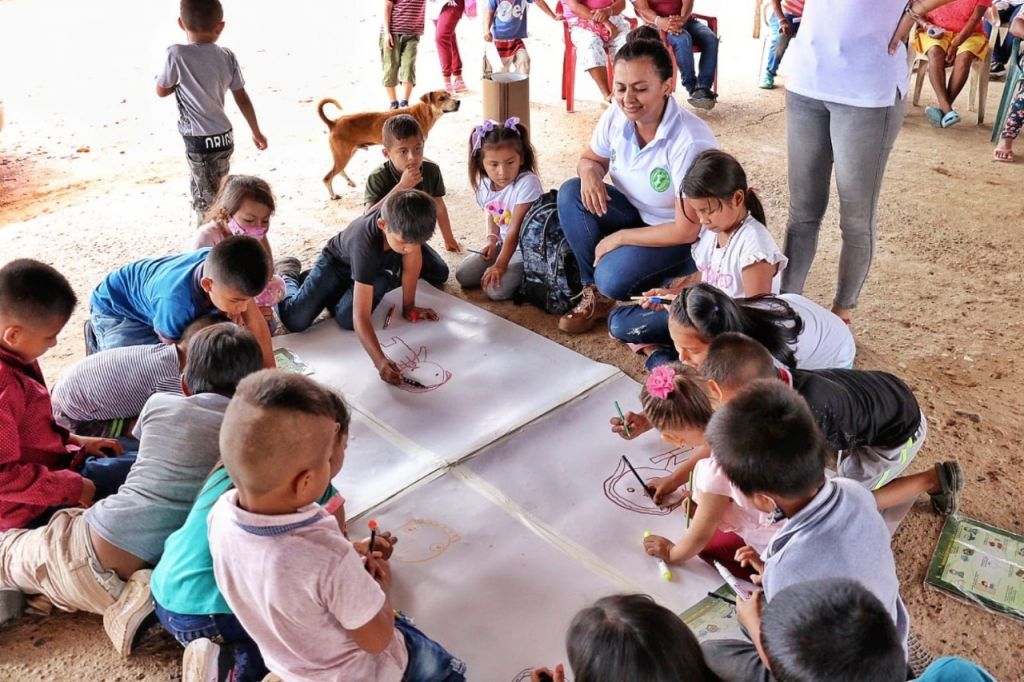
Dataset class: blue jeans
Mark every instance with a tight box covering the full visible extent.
[397,612,466,682]
[988,5,1022,66]
[79,436,138,500]
[607,305,677,369]
[665,19,719,93]
[154,602,267,682]
[557,177,695,301]
[276,246,449,332]
[765,13,801,77]
[88,312,160,353]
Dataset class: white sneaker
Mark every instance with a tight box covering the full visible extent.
[182,637,222,682]
[103,569,155,657]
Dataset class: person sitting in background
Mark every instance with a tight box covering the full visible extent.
[987,0,1023,77]
[993,11,1024,161]
[632,0,720,109]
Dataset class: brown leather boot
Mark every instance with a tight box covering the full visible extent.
[558,285,615,334]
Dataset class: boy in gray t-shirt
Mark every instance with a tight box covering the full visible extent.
[156,0,267,225]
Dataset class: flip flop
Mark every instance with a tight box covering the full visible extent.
[925,106,944,127]
[993,147,1015,163]
[941,110,961,128]
[929,460,964,516]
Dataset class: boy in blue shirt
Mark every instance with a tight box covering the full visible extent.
[87,236,275,368]
[483,0,559,73]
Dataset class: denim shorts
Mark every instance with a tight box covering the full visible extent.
[396,612,466,682]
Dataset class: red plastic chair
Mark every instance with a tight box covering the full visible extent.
[660,14,719,95]
[559,3,637,113]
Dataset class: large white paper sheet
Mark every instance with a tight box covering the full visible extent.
[274,286,619,461]
[332,413,442,519]
[467,374,723,613]
[357,473,623,679]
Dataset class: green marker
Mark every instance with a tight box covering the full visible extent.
[614,400,631,438]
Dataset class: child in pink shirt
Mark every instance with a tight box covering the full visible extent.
[208,370,465,682]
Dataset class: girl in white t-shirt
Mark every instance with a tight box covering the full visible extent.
[455,117,543,301]
[667,283,856,370]
[684,150,787,298]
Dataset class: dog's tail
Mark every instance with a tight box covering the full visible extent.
[317,98,343,128]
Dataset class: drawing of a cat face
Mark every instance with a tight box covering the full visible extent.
[392,518,462,563]
[603,459,681,516]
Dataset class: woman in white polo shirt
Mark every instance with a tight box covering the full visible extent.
[779,0,957,325]
[556,29,718,334]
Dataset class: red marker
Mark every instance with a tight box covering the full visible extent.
[408,309,420,322]
[368,519,378,554]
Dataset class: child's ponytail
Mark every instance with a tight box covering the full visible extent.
[639,363,715,433]
[670,283,803,369]
[681,150,766,228]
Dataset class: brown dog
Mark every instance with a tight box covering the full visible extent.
[318,90,461,200]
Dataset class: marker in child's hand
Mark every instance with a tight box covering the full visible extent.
[401,374,425,388]
[630,294,677,305]
[383,305,396,329]
[643,531,673,581]
[368,519,378,555]
[614,400,631,438]
[621,455,654,500]
[713,560,753,601]
[685,470,695,529]
[467,249,486,256]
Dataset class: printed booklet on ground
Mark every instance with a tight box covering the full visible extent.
[925,514,1024,621]
[679,584,744,642]
[273,347,314,375]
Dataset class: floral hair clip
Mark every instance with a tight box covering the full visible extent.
[646,365,676,400]
[471,117,522,154]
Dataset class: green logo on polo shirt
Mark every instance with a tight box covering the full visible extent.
[650,167,671,193]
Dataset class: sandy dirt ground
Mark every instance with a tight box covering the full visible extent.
[1,0,1022,679]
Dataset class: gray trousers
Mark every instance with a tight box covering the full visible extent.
[455,246,524,301]
[781,90,906,310]
[186,148,232,226]
[701,639,776,682]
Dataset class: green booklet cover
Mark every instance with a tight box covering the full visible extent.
[274,347,314,375]
[680,584,745,642]
[925,514,1024,621]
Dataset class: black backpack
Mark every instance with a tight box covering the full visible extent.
[514,189,582,315]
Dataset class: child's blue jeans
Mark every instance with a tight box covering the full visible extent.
[154,602,268,682]
[87,313,160,353]
[665,19,719,93]
[276,246,449,333]
[397,612,466,682]
[766,13,801,77]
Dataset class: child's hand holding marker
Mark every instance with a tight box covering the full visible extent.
[609,410,652,441]
[643,533,675,562]
[631,288,678,309]
[734,545,764,583]
[403,306,438,323]
[354,532,397,560]
[375,357,404,386]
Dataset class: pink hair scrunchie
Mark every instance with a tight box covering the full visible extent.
[646,365,676,400]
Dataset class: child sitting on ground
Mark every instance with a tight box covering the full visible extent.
[760,0,804,89]
[275,190,448,386]
[455,117,542,300]
[0,323,263,655]
[208,370,465,680]
[51,315,220,437]
[87,236,275,368]
[905,0,994,128]
[530,594,719,682]
[156,0,267,224]
[993,12,1024,162]
[152,387,394,681]
[365,114,461,253]
[482,0,559,74]
[0,259,136,534]
[382,0,427,109]
[697,380,910,681]
[610,151,786,364]
[191,175,287,322]
[610,281,855,371]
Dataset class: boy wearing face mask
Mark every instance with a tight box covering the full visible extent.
[156,0,268,225]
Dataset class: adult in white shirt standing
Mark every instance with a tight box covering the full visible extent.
[557,30,718,334]
[779,0,956,324]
